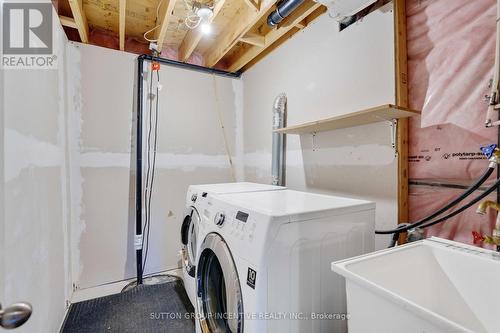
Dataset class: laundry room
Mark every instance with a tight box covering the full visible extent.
[1,0,499,332]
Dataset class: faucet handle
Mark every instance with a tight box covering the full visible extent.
[472,231,485,244]
[472,231,500,246]
[480,144,498,159]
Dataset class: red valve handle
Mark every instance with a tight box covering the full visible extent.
[472,231,485,244]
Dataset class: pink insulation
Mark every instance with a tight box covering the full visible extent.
[409,186,497,250]
[408,119,495,180]
[88,28,204,66]
[408,0,496,135]
[407,0,499,246]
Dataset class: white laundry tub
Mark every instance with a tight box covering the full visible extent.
[332,237,500,333]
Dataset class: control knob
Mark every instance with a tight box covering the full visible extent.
[214,212,225,227]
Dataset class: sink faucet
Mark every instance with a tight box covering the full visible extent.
[476,200,500,251]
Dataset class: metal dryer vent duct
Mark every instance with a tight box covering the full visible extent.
[267,0,305,26]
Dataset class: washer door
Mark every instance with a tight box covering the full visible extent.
[181,206,200,277]
[197,233,243,333]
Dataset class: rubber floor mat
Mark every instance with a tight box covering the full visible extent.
[61,279,195,333]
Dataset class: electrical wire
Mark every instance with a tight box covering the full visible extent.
[143,0,165,42]
[142,69,160,272]
[212,75,236,181]
[140,67,154,277]
[375,166,495,235]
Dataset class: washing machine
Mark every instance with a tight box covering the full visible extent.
[180,183,285,307]
[195,189,375,333]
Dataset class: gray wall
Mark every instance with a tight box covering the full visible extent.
[242,5,396,250]
[66,43,243,289]
[0,7,72,332]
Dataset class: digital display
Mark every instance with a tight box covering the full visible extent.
[236,211,249,223]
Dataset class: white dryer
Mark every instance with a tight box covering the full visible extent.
[180,183,285,307]
[195,189,375,333]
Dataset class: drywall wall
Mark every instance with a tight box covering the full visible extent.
[242,5,396,250]
[0,8,72,333]
[0,0,5,313]
[67,43,242,289]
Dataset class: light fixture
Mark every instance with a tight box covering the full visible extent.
[184,2,214,34]
[196,5,213,35]
[200,21,212,34]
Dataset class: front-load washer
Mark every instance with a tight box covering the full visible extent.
[195,189,375,333]
[180,183,285,307]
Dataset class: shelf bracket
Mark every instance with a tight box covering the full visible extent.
[311,132,318,151]
[390,119,398,157]
[375,115,399,157]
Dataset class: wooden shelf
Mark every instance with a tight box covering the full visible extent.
[274,104,420,135]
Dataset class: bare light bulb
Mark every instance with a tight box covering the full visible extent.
[200,21,211,35]
[196,6,213,35]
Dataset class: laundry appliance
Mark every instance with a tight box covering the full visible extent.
[180,183,285,306]
[195,189,375,333]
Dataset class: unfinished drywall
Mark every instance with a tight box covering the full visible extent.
[242,5,396,250]
[67,43,242,289]
[0,7,72,333]
[0,0,5,314]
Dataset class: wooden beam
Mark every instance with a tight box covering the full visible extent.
[67,0,89,43]
[240,32,265,47]
[295,19,306,29]
[59,15,78,29]
[394,0,409,243]
[241,6,325,71]
[204,0,278,68]
[119,0,126,51]
[155,0,178,52]
[227,1,322,72]
[243,0,260,11]
[178,0,227,62]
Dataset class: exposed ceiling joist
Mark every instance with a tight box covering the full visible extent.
[56,0,326,73]
[295,19,306,29]
[242,0,260,11]
[59,15,78,29]
[178,0,228,62]
[119,0,126,51]
[242,5,325,71]
[204,0,278,68]
[155,0,178,52]
[240,32,265,47]
[67,0,89,43]
[227,1,322,72]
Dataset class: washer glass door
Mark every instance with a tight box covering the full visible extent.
[197,233,243,333]
[181,206,200,276]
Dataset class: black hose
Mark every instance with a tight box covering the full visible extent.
[375,166,495,235]
[416,176,500,229]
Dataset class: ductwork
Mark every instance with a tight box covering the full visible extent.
[267,0,305,27]
[272,93,287,186]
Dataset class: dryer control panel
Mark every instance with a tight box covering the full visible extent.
[227,210,257,243]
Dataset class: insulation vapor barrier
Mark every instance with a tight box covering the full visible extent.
[409,186,497,250]
[408,0,499,246]
[70,28,206,66]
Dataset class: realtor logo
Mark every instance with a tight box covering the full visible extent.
[3,3,52,54]
[2,2,57,69]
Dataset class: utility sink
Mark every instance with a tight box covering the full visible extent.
[332,238,500,333]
